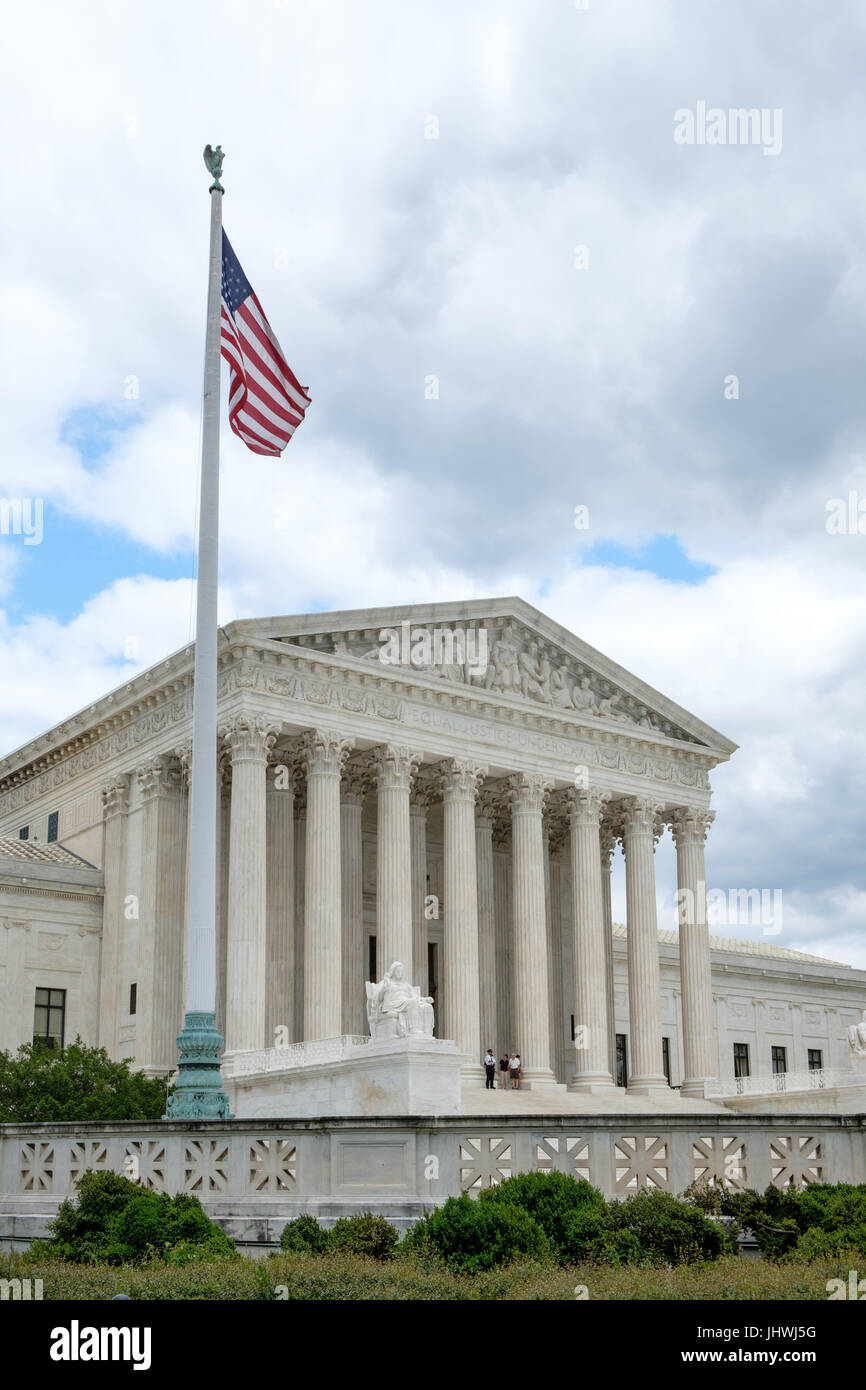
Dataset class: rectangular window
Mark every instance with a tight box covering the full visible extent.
[661,1036,671,1085]
[19,825,29,841]
[733,1042,750,1078]
[33,987,66,1049]
[47,811,59,843]
[368,935,377,984]
[771,1045,787,1075]
[808,1048,823,1071]
[615,1033,628,1088]
[129,983,137,1016]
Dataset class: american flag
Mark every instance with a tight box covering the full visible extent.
[220,230,311,456]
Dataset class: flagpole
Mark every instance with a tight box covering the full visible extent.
[165,145,232,1120]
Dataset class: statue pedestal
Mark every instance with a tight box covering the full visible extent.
[225,1035,465,1119]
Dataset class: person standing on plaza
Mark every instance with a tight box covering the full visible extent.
[499,1052,510,1089]
[510,1053,522,1089]
[484,1048,496,1089]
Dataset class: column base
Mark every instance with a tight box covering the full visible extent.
[627,1075,670,1097]
[568,1073,617,1095]
[164,1011,233,1120]
[514,1068,559,1089]
[679,1077,713,1100]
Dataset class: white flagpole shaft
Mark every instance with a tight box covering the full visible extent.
[186,184,223,1014]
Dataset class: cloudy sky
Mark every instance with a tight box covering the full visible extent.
[2,0,865,964]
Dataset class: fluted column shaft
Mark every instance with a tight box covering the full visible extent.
[266,761,294,1045]
[622,798,667,1093]
[672,807,717,1097]
[136,755,187,1073]
[600,825,617,1076]
[442,759,486,1066]
[225,719,276,1053]
[293,806,306,1042]
[476,798,497,1057]
[375,746,418,974]
[304,730,351,1039]
[99,774,132,1057]
[493,837,513,1048]
[215,766,231,1037]
[410,791,430,992]
[568,788,615,1091]
[341,772,365,1034]
[510,773,555,1082]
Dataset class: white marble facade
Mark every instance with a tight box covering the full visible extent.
[0,598,864,1101]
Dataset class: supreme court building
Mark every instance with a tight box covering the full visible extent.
[1,598,864,1107]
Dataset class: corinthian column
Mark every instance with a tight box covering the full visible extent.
[266,755,294,1046]
[510,772,556,1084]
[303,729,352,1039]
[622,797,668,1094]
[341,762,366,1035]
[374,745,419,975]
[99,773,132,1057]
[568,787,615,1091]
[476,790,497,1060]
[600,820,617,1076]
[224,717,277,1054]
[442,758,487,1069]
[671,807,717,1097]
[136,754,187,1074]
[410,777,433,992]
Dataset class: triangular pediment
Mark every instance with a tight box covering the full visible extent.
[229,598,737,755]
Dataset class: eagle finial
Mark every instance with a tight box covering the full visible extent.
[203,144,225,191]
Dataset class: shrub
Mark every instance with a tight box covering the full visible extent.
[279,1214,329,1254]
[403,1194,549,1275]
[604,1189,735,1265]
[721,1183,866,1260]
[480,1171,605,1260]
[327,1212,398,1261]
[37,1169,235,1264]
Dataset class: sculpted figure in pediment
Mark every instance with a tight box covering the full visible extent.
[550,666,575,709]
[483,622,521,694]
[572,675,598,712]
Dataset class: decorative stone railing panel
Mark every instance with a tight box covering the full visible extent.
[1,1115,863,1247]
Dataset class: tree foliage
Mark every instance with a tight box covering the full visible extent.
[0,1039,169,1122]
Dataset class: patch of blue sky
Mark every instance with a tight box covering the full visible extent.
[579,533,716,585]
[60,402,143,463]
[0,506,193,625]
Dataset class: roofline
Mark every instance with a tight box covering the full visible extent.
[227,596,738,756]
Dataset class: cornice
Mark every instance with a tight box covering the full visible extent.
[0,636,719,815]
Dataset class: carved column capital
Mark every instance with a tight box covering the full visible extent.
[621,796,665,843]
[102,772,132,819]
[475,786,498,830]
[669,806,715,846]
[567,785,610,827]
[372,744,421,791]
[441,758,488,800]
[341,755,370,806]
[221,715,280,764]
[137,754,182,801]
[509,770,551,813]
[302,728,353,777]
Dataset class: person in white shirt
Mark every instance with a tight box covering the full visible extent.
[484,1049,496,1089]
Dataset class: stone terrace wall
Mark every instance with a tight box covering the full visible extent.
[2,1114,864,1250]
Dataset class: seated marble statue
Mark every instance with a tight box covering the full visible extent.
[848,1010,866,1059]
[366,961,435,1040]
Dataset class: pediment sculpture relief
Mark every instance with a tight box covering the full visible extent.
[280,620,696,742]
